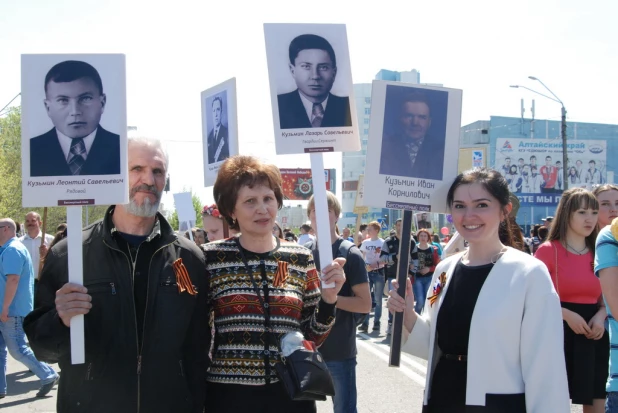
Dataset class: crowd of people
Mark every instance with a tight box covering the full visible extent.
[2,136,618,412]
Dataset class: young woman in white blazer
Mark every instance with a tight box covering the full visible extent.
[388,168,570,412]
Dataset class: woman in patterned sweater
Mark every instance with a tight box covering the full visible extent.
[203,155,346,413]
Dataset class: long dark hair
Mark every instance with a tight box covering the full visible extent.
[446,168,515,248]
[547,187,599,255]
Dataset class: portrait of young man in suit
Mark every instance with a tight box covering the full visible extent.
[277,34,352,130]
[206,96,229,164]
[379,91,445,181]
[30,60,120,177]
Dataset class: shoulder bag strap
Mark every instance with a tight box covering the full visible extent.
[234,238,281,383]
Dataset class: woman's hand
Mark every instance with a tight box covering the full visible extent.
[563,309,592,336]
[587,312,606,340]
[387,278,414,315]
[320,257,346,304]
[388,278,418,332]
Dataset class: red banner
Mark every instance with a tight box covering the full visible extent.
[280,168,335,200]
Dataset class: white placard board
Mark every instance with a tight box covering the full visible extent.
[173,192,195,226]
[364,81,463,213]
[21,54,128,207]
[264,23,360,155]
[201,78,239,187]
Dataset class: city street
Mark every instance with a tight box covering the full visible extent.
[2,300,584,412]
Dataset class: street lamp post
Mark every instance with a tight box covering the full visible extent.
[510,78,568,189]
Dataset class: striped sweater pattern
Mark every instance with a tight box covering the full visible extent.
[203,237,335,386]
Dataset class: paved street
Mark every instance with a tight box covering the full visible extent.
[2,299,584,412]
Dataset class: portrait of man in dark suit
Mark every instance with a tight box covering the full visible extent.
[379,90,446,180]
[30,60,120,177]
[206,96,229,164]
[277,34,352,129]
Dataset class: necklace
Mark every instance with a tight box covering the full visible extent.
[461,247,507,265]
[566,242,588,255]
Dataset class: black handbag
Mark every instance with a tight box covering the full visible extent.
[273,338,335,401]
[236,239,335,401]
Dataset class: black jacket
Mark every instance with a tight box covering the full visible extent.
[277,90,352,129]
[206,124,229,164]
[24,207,210,413]
[379,133,445,180]
[30,126,121,177]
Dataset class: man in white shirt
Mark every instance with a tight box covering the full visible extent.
[297,224,315,245]
[359,221,386,333]
[18,212,54,281]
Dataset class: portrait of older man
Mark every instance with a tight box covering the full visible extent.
[379,90,446,180]
[277,34,352,129]
[30,60,120,177]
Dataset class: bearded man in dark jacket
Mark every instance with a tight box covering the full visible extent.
[24,137,210,413]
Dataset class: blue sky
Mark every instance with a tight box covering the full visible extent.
[2,0,616,210]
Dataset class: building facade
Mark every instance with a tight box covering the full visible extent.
[461,115,618,234]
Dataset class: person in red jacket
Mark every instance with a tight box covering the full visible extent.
[540,155,559,193]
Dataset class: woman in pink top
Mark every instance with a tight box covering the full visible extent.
[535,187,608,413]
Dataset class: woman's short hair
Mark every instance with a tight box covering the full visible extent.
[307,191,341,219]
[416,228,432,241]
[213,155,283,230]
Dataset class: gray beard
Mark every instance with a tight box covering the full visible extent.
[124,197,160,218]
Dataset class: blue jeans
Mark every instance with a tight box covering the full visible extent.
[0,316,57,394]
[326,358,357,413]
[363,271,385,327]
[608,392,618,413]
[413,275,433,314]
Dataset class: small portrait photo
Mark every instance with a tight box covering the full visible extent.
[205,91,230,164]
[22,56,126,178]
[379,85,449,180]
[264,23,356,130]
[200,78,238,187]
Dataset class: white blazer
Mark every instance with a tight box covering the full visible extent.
[402,247,570,412]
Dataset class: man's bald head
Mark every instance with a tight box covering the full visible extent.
[0,218,17,243]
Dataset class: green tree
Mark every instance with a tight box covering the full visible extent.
[168,192,203,232]
[0,108,108,233]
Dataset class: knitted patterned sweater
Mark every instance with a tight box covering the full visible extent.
[203,237,336,386]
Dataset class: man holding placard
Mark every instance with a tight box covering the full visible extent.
[19,211,54,280]
[24,137,209,412]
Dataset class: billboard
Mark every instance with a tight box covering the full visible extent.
[495,138,607,206]
[280,168,336,200]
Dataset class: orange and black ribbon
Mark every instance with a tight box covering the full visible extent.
[427,272,447,307]
[172,258,197,295]
[274,261,289,287]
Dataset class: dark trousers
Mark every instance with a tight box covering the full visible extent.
[206,381,317,413]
